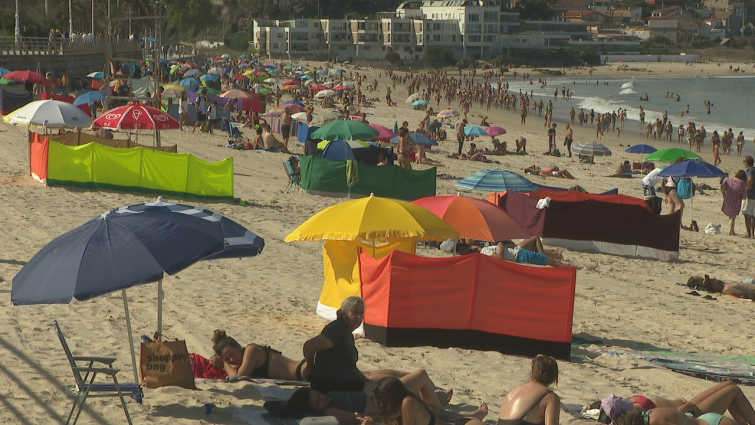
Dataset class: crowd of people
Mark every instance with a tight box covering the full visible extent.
[200,296,755,425]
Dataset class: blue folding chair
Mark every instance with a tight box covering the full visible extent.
[54,321,143,425]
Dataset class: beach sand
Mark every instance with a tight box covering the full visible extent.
[1,61,754,425]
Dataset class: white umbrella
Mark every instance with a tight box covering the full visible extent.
[292,112,314,121]
[406,93,421,103]
[316,90,336,99]
[3,100,92,129]
[263,78,277,85]
[207,67,224,76]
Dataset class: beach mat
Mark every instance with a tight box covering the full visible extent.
[196,376,309,386]
[573,340,755,385]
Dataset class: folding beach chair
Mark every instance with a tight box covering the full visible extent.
[54,321,143,425]
[283,160,301,193]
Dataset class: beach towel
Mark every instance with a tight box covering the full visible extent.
[346,159,360,187]
[190,353,227,380]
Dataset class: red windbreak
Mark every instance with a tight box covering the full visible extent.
[360,250,576,343]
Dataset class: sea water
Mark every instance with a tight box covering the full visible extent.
[501,75,755,154]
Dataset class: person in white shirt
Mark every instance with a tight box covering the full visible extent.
[179,92,190,131]
[207,100,219,135]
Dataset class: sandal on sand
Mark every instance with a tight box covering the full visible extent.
[687,291,700,296]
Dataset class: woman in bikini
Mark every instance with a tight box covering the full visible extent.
[497,355,560,425]
[397,127,413,169]
[601,381,755,425]
[286,374,472,425]
[210,330,307,381]
[605,395,738,425]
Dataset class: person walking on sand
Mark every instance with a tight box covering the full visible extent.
[736,131,745,156]
[457,118,467,156]
[520,103,527,125]
[564,124,573,157]
[743,156,755,239]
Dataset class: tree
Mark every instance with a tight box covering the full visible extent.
[515,0,555,21]
[425,47,455,63]
[385,51,401,64]
[167,0,218,38]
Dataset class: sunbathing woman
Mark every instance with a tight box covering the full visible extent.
[210,330,307,381]
[687,275,755,300]
[497,355,561,425]
[210,329,435,387]
[600,381,755,425]
[607,397,737,425]
[287,374,474,425]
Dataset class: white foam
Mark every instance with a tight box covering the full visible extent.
[619,88,638,96]
[620,81,633,89]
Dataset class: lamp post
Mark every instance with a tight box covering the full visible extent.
[69,0,74,36]
[15,0,20,47]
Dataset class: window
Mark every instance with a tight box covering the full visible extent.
[273,43,280,48]
[469,35,481,42]
[338,45,347,50]
[393,34,410,43]
[468,14,480,22]
[395,23,410,32]
[434,34,443,41]
[313,22,320,28]
[364,46,371,50]
[277,33,283,38]
[484,11,498,22]
[484,35,495,42]
[484,24,498,33]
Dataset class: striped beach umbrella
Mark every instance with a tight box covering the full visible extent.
[437,109,459,119]
[455,169,538,193]
[571,141,612,156]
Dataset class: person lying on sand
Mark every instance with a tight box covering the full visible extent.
[286,375,485,425]
[498,355,561,425]
[210,328,441,385]
[603,392,746,425]
[598,381,755,425]
[687,275,755,299]
[525,165,575,179]
[461,240,597,269]
[448,143,491,162]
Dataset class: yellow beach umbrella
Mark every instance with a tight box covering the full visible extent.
[285,195,459,242]
[243,69,255,76]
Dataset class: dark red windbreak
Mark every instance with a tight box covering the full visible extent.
[493,191,681,252]
[360,250,576,343]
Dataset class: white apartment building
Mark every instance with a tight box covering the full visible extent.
[252,0,636,60]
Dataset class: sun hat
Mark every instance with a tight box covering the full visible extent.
[600,395,634,424]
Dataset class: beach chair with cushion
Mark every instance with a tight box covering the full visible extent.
[283,160,301,193]
[53,320,142,425]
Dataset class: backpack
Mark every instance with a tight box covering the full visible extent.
[676,178,693,199]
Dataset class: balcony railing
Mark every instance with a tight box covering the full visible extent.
[0,36,139,56]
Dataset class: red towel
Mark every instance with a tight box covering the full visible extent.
[190,353,228,380]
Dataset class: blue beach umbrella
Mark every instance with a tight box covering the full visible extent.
[184,69,202,77]
[179,77,201,92]
[412,100,429,106]
[12,208,226,382]
[625,144,657,154]
[464,125,488,137]
[0,68,11,76]
[316,70,328,75]
[200,74,219,82]
[658,160,725,178]
[389,132,438,146]
[73,91,106,106]
[86,71,104,79]
[455,169,538,193]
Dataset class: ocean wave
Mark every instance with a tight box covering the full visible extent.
[619,88,638,95]
[620,81,633,89]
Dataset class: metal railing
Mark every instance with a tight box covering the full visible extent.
[0,36,140,56]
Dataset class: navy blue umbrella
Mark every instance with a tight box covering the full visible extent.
[658,160,725,178]
[625,144,657,154]
[108,197,265,259]
[12,209,225,382]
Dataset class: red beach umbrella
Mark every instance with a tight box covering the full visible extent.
[413,195,529,242]
[5,70,50,86]
[283,80,300,86]
[369,124,398,142]
[94,104,180,130]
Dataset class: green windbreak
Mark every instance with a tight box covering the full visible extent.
[47,141,234,199]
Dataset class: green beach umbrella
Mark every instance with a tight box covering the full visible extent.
[312,119,379,141]
[644,148,702,163]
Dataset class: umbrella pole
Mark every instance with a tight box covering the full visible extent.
[121,289,139,383]
[157,278,163,337]
[372,238,376,258]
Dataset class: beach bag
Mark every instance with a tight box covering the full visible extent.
[676,179,693,199]
[140,334,196,389]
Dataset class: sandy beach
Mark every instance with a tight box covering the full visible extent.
[1,60,754,425]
